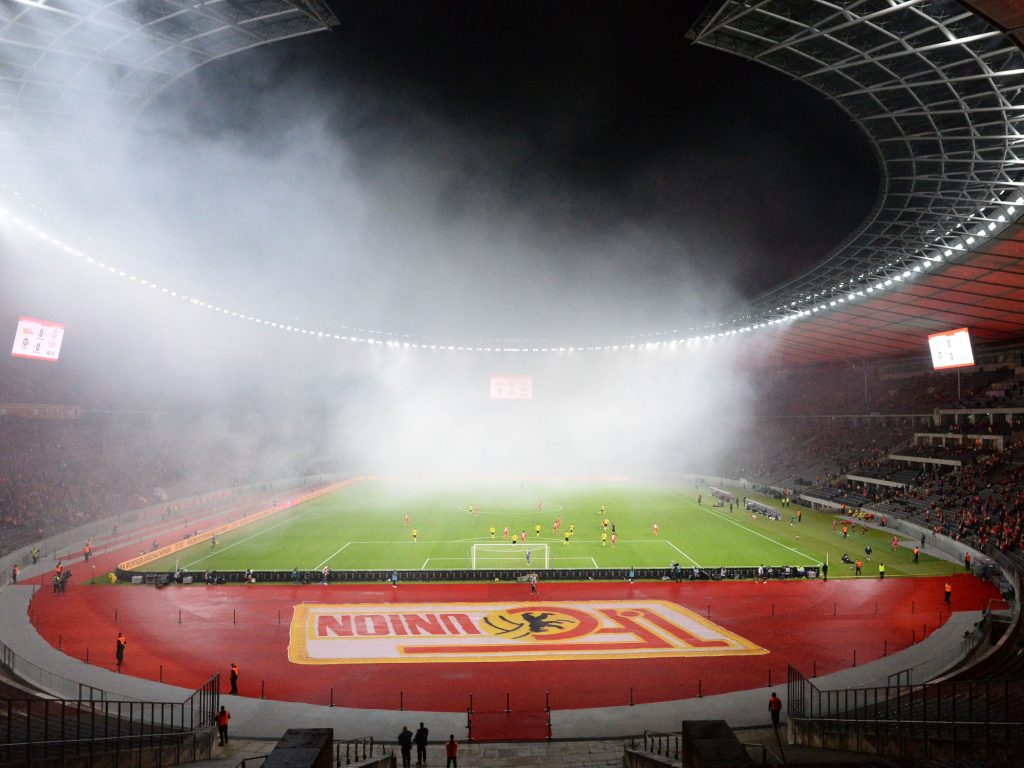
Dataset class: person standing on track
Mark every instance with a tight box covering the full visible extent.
[116,632,126,668]
[229,663,239,695]
[945,582,952,605]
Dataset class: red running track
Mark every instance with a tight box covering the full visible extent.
[28,570,997,721]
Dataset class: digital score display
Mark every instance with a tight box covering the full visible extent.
[490,375,533,400]
[11,316,65,362]
[928,327,974,370]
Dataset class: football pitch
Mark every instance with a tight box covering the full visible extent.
[143,478,961,578]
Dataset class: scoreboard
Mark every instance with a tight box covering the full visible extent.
[490,375,533,400]
[11,316,65,362]
[928,327,974,370]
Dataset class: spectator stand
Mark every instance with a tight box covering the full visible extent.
[1,475,337,588]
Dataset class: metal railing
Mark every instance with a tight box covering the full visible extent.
[0,636,144,704]
[739,741,784,765]
[339,736,379,764]
[0,674,219,767]
[0,729,214,768]
[788,665,1024,760]
[640,730,680,760]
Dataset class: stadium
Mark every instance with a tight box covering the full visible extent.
[1,1,1024,767]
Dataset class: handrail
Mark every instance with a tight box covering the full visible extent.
[3,731,213,749]
[233,756,268,768]
[641,729,681,760]
[0,635,144,703]
[739,741,784,765]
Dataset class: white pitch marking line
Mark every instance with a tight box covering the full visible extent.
[665,540,700,567]
[315,541,352,570]
[666,489,819,563]
[182,517,295,569]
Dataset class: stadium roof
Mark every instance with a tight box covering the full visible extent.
[688,0,1024,363]
[1,0,1024,361]
[0,0,338,136]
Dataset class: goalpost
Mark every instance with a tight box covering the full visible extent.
[471,542,550,570]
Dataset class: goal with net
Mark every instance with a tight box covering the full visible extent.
[470,542,550,570]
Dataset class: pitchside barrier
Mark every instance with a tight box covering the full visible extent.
[114,565,821,584]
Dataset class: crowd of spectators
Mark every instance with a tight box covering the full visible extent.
[764,365,1020,416]
[725,419,916,490]
[726,363,1024,556]
[0,416,184,555]
[0,411,333,556]
[868,449,1024,554]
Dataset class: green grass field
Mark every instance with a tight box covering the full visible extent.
[143,478,961,578]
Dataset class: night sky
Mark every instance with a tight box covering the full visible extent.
[168,0,878,305]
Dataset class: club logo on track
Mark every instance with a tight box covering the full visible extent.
[288,600,766,664]
[481,608,589,640]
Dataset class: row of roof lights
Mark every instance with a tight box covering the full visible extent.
[777,197,1022,319]
[1,194,1021,352]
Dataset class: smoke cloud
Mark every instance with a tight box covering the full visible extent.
[1,6,870,486]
